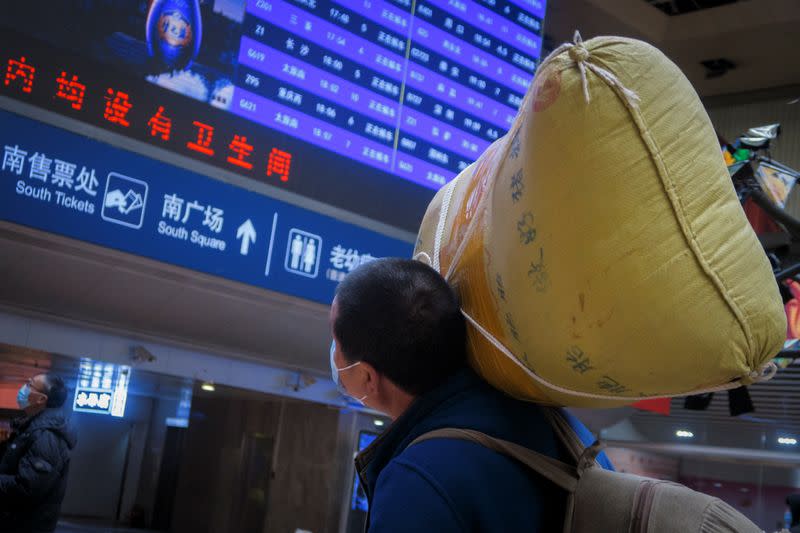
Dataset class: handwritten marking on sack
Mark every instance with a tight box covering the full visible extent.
[598,376,629,395]
[528,247,550,292]
[505,312,520,341]
[517,211,536,244]
[510,169,524,203]
[509,130,521,160]
[566,346,594,374]
[532,68,561,113]
[495,274,507,302]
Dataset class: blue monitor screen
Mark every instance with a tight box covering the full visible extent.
[0,0,546,230]
[351,431,378,512]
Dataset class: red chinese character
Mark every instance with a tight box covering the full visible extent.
[55,71,86,110]
[147,106,172,141]
[4,56,35,94]
[227,135,253,169]
[187,121,215,156]
[267,148,292,182]
[103,89,132,127]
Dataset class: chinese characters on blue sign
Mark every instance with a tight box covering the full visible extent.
[0,110,413,305]
[73,359,131,417]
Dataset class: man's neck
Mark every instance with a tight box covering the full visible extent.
[23,405,46,418]
[385,388,416,420]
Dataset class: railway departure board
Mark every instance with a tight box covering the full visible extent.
[0,0,546,230]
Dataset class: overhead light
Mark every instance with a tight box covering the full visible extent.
[373,419,385,427]
[201,381,215,392]
[713,483,722,488]
[778,437,798,446]
[676,430,694,438]
[166,417,189,428]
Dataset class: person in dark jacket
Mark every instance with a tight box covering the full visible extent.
[330,258,609,532]
[0,373,77,533]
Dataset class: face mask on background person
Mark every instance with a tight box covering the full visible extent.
[17,383,30,409]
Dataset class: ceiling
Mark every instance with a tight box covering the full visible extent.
[544,0,800,97]
[644,0,741,16]
[0,221,334,377]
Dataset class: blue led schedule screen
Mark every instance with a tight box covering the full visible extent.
[234,0,542,187]
[0,0,545,230]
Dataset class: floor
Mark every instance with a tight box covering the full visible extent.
[56,519,159,533]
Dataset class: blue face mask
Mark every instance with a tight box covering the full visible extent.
[330,340,367,404]
[17,384,30,409]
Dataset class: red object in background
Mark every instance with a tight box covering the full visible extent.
[227,134,254,170]
[147,106,172,141]
[55,71,85,110]
[2,52,298,190]
[103,89,132,127]
[0,384,20,411]
[4,56,35,94]
[631,398,671,415]
[785,280,800,339]
[267,148,292,182]
[187,120,215,156]
[743,198,781,234]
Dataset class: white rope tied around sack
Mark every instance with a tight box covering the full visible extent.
[462,308,779,402]
[545,31,641,108]
[413,175,458,270]
[433,178,457,273]
[414,251,432,265]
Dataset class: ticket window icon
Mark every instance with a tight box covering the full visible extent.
[285,229,322,278]
[101,172,148,229]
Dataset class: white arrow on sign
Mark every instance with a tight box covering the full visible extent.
[236,219,257,256]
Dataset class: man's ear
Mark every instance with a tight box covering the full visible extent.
[31,390,48,407]
[360,361,380,395]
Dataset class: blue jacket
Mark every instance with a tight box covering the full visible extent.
[355,369,610,532]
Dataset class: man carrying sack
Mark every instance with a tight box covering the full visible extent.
[329,258,608,532]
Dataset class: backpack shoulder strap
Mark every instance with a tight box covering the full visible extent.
[541,408,608,472]
[541,408,586,463]
[408,427,579,493]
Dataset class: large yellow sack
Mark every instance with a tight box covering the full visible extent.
[415,34,786,407]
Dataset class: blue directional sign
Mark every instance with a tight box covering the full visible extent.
[0,109,413,304]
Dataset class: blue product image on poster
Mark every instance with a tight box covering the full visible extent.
[146,0,203,72]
